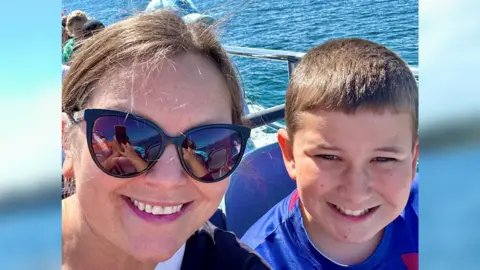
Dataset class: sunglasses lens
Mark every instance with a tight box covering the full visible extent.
[91,116,161,177]
[181,128,245,181]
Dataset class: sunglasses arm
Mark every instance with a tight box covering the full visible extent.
[72,110,86,124]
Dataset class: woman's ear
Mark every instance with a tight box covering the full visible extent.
[62,113,70,150]
[62,113,74,179]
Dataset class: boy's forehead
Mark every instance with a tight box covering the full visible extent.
[296,107,413,128]
[293,109,414,147]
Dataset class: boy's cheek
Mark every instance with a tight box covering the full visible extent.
[296,166,328,193]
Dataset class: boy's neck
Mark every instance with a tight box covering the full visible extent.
[62,196,156,270]
[300,202,384,265]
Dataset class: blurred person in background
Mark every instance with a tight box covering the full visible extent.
[63,10,89,64]
[71,19,105,56]
[62,16,70,48]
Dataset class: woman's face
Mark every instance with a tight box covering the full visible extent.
[67,53,233,262]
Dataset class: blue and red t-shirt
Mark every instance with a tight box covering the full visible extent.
[241,179,419,270]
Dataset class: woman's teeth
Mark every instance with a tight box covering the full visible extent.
[335,205,370,217]
[130,198,183,215]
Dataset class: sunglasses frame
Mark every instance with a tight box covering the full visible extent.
[71,108,251,183]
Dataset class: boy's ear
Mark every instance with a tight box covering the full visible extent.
[411,139,419,182]
[277,129,297,181]
[62,112,74,179]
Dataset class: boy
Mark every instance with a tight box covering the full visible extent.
[241,38,419,270]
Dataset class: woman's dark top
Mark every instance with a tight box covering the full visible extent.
[181,222,272,270]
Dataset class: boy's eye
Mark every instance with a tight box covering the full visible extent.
[316,154,340,161]
[372,157,397,163]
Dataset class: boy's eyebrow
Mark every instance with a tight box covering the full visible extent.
[312,143,342,151]
[374,146,404,153]
[311,143,404,153]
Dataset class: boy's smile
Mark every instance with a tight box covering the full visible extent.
[327,202,380,222]
[279,109,418,246]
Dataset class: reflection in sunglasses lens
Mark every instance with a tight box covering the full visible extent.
[90,115,244,181]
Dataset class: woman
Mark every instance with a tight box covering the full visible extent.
[61,10,271,269]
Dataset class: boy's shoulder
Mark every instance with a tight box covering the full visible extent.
[395,175,419,249]
[397,175,419,242]
[407,174,419,217]
[376,177,418,269]
[241,190,310,269]
[241,190,298,249]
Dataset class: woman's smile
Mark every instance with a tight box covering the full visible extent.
[123,195,194,222]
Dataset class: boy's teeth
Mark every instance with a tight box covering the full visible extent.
[131,198,183,215]
[335,205,369,216]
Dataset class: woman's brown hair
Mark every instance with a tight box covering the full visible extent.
[62,10,245,126]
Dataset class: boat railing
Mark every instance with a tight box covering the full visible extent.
[228,46,419,130]
[244,104,285,129]
[225,46,304,76]
[225,45,419,79]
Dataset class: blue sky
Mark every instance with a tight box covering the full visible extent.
[0,0,61,192]
[0,1,62,268]
[0,0,60,97]
[419,0,480,134]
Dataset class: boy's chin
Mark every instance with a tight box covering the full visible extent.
[307,204,387,245]
[332,227,384,245]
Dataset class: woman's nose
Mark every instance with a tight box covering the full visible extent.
[144,145,188,188]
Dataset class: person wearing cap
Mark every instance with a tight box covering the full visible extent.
[62,16,71,51]
[83,19,105,38]
[71,19,106,55]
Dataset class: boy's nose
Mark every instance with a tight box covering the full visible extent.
[338,167,372,203]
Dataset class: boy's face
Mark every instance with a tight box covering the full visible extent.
[278,109,418,244]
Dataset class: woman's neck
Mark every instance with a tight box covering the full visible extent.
[62,196,156,270]
[300,202,383,265]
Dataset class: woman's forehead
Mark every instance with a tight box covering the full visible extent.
[93,54,228,102]
[88,53,232,131]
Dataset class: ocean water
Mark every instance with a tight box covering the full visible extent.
[62,0,418,146]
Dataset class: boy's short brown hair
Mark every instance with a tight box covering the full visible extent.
[285,38,418,141]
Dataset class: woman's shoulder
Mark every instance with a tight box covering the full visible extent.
[181,222,272,270]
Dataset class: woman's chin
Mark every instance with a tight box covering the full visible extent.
[126,240,183,263]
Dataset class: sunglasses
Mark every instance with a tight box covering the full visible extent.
[70,109,251,183]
